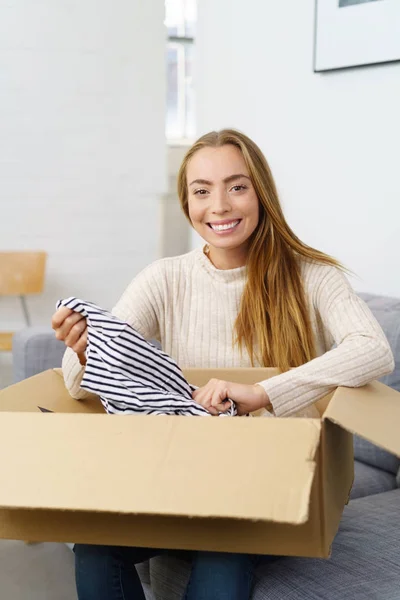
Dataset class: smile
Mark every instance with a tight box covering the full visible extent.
[208,219,241,233]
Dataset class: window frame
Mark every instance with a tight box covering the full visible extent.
[166,5,195,144]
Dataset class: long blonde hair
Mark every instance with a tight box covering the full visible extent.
[178,129,343,372]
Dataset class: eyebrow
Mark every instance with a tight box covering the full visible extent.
[189,173,251,186]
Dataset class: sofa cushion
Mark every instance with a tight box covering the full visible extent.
[136,559,151,586]
[350,460,397,499]
[252,489,400,600]
[358,292,400,391]
[353,436,400,475]
[150,553,191,600]
[148,490,400,600]
[354,293,400,477]
[12,327,65,383]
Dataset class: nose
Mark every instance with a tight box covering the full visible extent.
[211,189,231,214]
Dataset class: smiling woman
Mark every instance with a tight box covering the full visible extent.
[53,128,394,600]
[185,144,259,270]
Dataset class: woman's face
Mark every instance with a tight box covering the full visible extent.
[187,145,259,263]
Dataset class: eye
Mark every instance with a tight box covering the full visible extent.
[193,188,209,195]
[230,184,248,192]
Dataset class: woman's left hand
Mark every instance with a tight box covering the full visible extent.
[192,379,272,416]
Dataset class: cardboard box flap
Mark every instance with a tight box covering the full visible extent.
[0,369,103,414]
[324,381,400,456]
[0,412,321,524]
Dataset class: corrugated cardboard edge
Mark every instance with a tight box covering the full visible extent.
[55,367,320,525]
[0,369,103,414]
[0,507,328,557]
[319,420,354,558]
[0,411,321,524]
[0,368,330,557]
[324,381,400,457]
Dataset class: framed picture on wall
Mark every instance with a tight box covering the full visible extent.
[314,0,400,72]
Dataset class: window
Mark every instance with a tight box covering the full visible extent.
[165,0,196,142]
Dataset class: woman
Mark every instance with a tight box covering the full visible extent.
[52,129,394,600]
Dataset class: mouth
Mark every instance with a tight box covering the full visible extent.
[207,219,242,233]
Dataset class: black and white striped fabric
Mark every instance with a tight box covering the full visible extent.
[57,297,236,417]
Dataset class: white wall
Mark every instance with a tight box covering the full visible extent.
[160,145,192,258]
[195,0,400,297]
[0,0,166,333]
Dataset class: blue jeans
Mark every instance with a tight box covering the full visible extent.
[74,543,255,600]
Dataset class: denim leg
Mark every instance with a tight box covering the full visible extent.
[183,551,255,600]
[74,543,164,600]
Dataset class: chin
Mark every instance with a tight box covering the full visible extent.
[210,240,245,251]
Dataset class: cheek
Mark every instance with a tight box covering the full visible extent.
[187,200,196,223]
[188,200,203,224]
[247,195,260,226]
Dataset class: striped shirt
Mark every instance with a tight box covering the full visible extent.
[57,297,236,417]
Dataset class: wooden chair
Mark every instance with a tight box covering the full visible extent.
[0,252,47,352]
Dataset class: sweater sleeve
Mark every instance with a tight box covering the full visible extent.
[61,261,165,400]
[258,264,395,417]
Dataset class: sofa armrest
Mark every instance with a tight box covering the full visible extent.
[12,327,66,383]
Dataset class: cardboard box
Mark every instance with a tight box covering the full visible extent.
[0,368,399,558]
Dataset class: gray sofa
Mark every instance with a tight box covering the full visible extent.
[11,292,400,599]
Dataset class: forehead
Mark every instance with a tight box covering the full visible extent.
[187,145,248,181]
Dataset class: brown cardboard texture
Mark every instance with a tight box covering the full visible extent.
[0,368,398,558]
[324,380,400,456]
[0,369,104,414]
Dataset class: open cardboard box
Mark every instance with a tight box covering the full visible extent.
[0,368,399,558]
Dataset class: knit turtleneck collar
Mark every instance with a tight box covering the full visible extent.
[193,246,247,283]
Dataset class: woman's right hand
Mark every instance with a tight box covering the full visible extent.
[51,306,88,365]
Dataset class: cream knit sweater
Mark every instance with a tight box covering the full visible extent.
[62,247,394,417]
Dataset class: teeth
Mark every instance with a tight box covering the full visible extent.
[210,220,240,232]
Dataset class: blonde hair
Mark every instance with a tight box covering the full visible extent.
[178,129,343,372]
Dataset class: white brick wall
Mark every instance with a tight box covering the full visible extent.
[0,0,167,330]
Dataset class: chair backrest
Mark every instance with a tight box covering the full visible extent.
[0,252,47,296]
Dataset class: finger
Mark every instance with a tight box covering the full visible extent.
[196,379,223,401]
[72,329,88,355]
[55,312,84,341]
[214,400,232,413]
[194,379,218,396]
[200,395,220,415]
[65,319,87,348]
[195,393,211,409]
[192,390,218,415]
[192,386,211,405]
[207,403,219,416]
[209,383,232,415]
[210,385,228,408]
[61,312,85,337]
[51,307,73,330]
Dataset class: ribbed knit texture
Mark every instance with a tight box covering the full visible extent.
[62,247,394,417]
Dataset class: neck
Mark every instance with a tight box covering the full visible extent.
[205,245,248,270]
